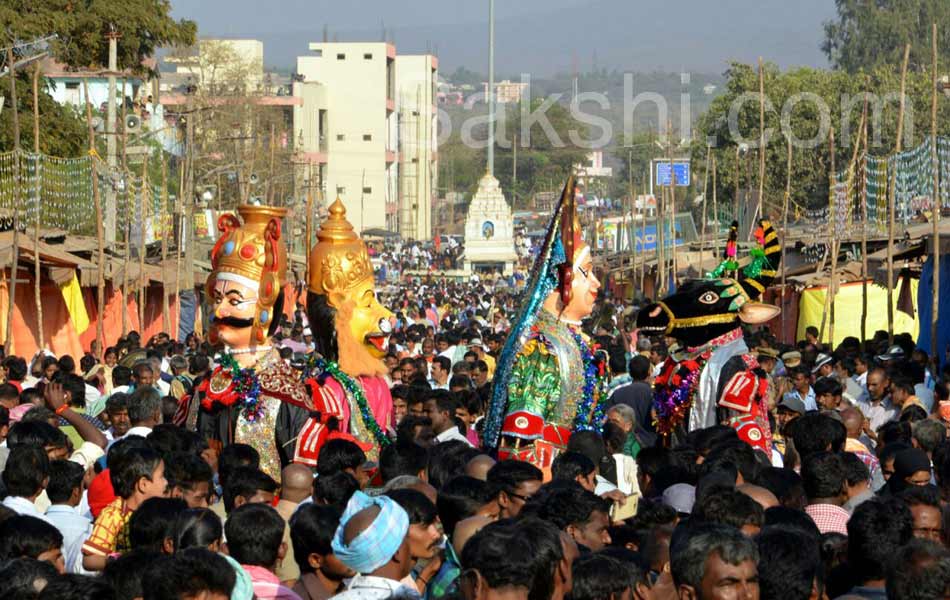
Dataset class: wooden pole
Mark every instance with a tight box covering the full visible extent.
[160,152,169,335]
[305,162,314,290]
[83,79,106,359]
[734,145,741,222]
[756,57,766,232]
[268,122,276,205]
[887,44,911,346]
[4,48,20,356]
[712,155,718,258]
[174,164,183,340]
[781,137,791,343]
[138,154,148,331]
[700,144,711,275]
[819,128,836,345]
[627,150,633,292]
[31,62,43,351]
[667,119,676,292]
[931,23,941,367]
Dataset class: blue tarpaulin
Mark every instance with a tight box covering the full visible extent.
[178,290,197,341]
[916,255,950,370]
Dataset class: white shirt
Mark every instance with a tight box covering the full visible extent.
[108,425,153,448]
[435,427,473,447]
[332,575,421,600]
[46,505,92,574]
[2,496,53,523]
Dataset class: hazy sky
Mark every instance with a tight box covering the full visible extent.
[169,0,837,74]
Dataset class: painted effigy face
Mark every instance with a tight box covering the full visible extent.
[209,275,260,350]
[328,275,394,376]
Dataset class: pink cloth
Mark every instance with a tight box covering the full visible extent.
[8,404,33,424]
[465,428,480,447]
[805,503,850,535]
[323,375,393,437]
[242,564,303,600]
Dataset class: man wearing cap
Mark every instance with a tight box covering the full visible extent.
[331,491,419,600]
[813,353,835,379]
[783,367,817,412]
[774,395,806,458]
[467,339,496,379]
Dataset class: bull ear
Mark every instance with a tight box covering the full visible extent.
[737,302,780,324]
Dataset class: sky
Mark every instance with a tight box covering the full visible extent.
[168,0,838,75]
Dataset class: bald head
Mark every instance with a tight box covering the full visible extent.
[408,481,438,505]
[840,407,864,438]
[281,464,314,503]
[464,454,496,481]
[737,484,779,510]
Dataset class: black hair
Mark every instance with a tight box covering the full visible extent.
[0,382,20,402]
[222,467,278,513]
[813,376,843,398]
[427,389,460,414]
[886,539,950,600]
[112,365,132,387]
[670,523,759,590]
[2,446,49,498]
[628,355,652,381]
[459,521,540,592]
[432,355,451,373]
[437,475,498,536]
[636,446,673,480]
[46,459,85,504]
[788,413,845,459]
[427,440,476,490]
[110,445,163,499]
[521,481,611,532]
[756,525,824,600]
[146,425,201,460]
[312,470,359,510]
[57,354,76,374]
[165,452,214,494]
[307,293,339,363]
[2,356,27,381]
[570,553,638,600]
[900,405,928,423]
[899,484,942,511]
[129,497,188,551]
[141,548,236,600]
[0,516,64,561]
[102,549,164,600]
[551,451,596,482]
[385,488,438,526]
[217,443,260,487]
[56,372,86,408]
[692,488,764,530]
[317,438,366,478]
[225,503,285,567]
[514,516,565,600]
[847,496,913,585]
[0,557,59,600]
[801,452,845,500]
[172,508,223,552]
[290,503,342,574]
[7,420,65,450]
[36,574,116,600]
[840,452,871,487]
[879,421,913,446]
[566,430,613,481]
[105,392,129,415]
[704,442,762,483]
[487,460,543,495]
[379,441,428,483]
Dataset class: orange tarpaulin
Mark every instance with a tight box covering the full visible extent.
[79,283,178,352]
[0,268,84,359]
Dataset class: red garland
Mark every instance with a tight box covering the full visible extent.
[197,367,240,411]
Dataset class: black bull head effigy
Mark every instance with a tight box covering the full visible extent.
[636,220,782,348]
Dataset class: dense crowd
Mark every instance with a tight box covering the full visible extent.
[0,286,949,600]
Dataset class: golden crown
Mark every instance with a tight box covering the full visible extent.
[308,198,374,296]
[207,205,288,344]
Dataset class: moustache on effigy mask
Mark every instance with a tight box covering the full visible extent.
[212,315,255,329]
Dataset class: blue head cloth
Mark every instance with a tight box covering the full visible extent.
[331,491,410,574]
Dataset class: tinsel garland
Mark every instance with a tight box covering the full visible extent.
[741,248,768,280]
[215,353,266,423]
[651,354,710,436]
[304,356,391,448]
[570,329,607,433]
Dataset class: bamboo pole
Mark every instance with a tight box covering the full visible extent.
[120,79,129,336]
[700,144,711,274]
[83,79,106,359]
[138,154,148,331]
[31,62,43,351]
[756,57,766,233]
[4,48,20,356]
[667,120,677,291]
[305,162,314,289]
[781,137,791,343]
[174,165,183,340]
[160,152,169,334]
[887,44,911,346]
[819,128,837,345]
[734,145,741,222]
[861,104,870,351]
[931,23,941,367]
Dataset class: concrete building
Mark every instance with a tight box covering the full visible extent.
[295,42,398,233]
[165,38,264,94]
[395,54,438,241]
[481,79,528,104]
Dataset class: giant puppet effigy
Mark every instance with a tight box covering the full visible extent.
[301,199,394,461]
[485,176,607,469]
[188,205,315,480]
[635,219,782,454]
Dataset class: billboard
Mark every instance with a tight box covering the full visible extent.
[654,160,691,187]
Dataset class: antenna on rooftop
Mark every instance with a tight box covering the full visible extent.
[322,25,328,43]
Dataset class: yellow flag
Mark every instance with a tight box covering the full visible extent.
[61,272,90,334]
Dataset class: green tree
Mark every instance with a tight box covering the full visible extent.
[0,75,88,154]
[823,0,950,73]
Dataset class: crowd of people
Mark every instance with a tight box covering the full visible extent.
[0,282,949,600]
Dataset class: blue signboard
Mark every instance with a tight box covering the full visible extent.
[627,223,684,253]
[654,161,691,187]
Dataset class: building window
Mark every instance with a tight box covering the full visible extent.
[313,49,323,57]
[363,134,372,141]
[336,186,346,195]
[411,158,419,163]
[363,187,372,194]
[364,53,373,60]
[65,82,80,90]
[336,134,345,141]
[337,53,346,60]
